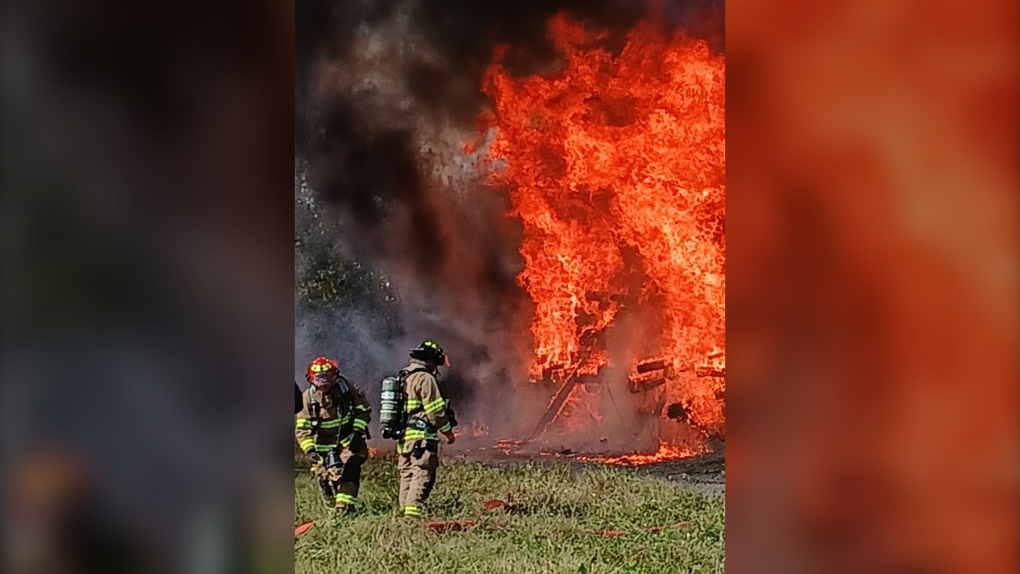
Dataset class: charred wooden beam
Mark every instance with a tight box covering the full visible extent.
[628,376,667,392]
[629,357,670,393]
[528,334,605,440]
[528,375,580,440]
[627,358,725,393]
[635,359,667,374]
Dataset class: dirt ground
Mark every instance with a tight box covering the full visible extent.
[446,438,726,496]
[630,442,725,496]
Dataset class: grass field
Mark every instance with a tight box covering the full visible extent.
[294,456,724,574]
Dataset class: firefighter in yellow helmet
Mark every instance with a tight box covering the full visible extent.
[295,357,371,512]
[397,339,457,518]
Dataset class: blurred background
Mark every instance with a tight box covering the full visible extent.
[1,0,295,572]
[726,0,1018,572]
[0,0,1015,573]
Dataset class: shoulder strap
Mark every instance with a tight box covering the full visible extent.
[399,367,429,379]
[305,387,321,431]
[335,374,351,395]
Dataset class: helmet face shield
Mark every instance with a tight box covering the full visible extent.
[311,371,337,388]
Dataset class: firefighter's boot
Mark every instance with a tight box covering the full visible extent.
[318,479,334,507]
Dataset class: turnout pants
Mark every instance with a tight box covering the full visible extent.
[397,441,438,517]
[314,438,368,507]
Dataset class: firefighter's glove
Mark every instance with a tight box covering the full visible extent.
[306,451,322,465]
[445,404,459,428]
[339,433,356,450]
[442,429,456,445]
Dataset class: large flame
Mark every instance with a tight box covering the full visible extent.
[477,13,725,446]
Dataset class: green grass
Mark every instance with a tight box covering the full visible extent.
[295,456,724,574]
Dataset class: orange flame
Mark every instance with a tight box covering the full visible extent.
[471,421,490,437]
[577,441,708,467]
[478,13,725,439]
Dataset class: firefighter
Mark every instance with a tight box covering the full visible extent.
[295,357,371,512]
[397,339,457,518]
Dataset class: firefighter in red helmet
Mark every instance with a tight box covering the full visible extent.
[295,357,372,512]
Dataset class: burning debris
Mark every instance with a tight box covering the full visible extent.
[575,441,708,467]
[492,439,524,456]
[468,13,726,461]
[470,421,490,437]
[665,402,688,422]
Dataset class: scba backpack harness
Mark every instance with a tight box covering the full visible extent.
[307,375,357,469]
[379,368,426,439]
